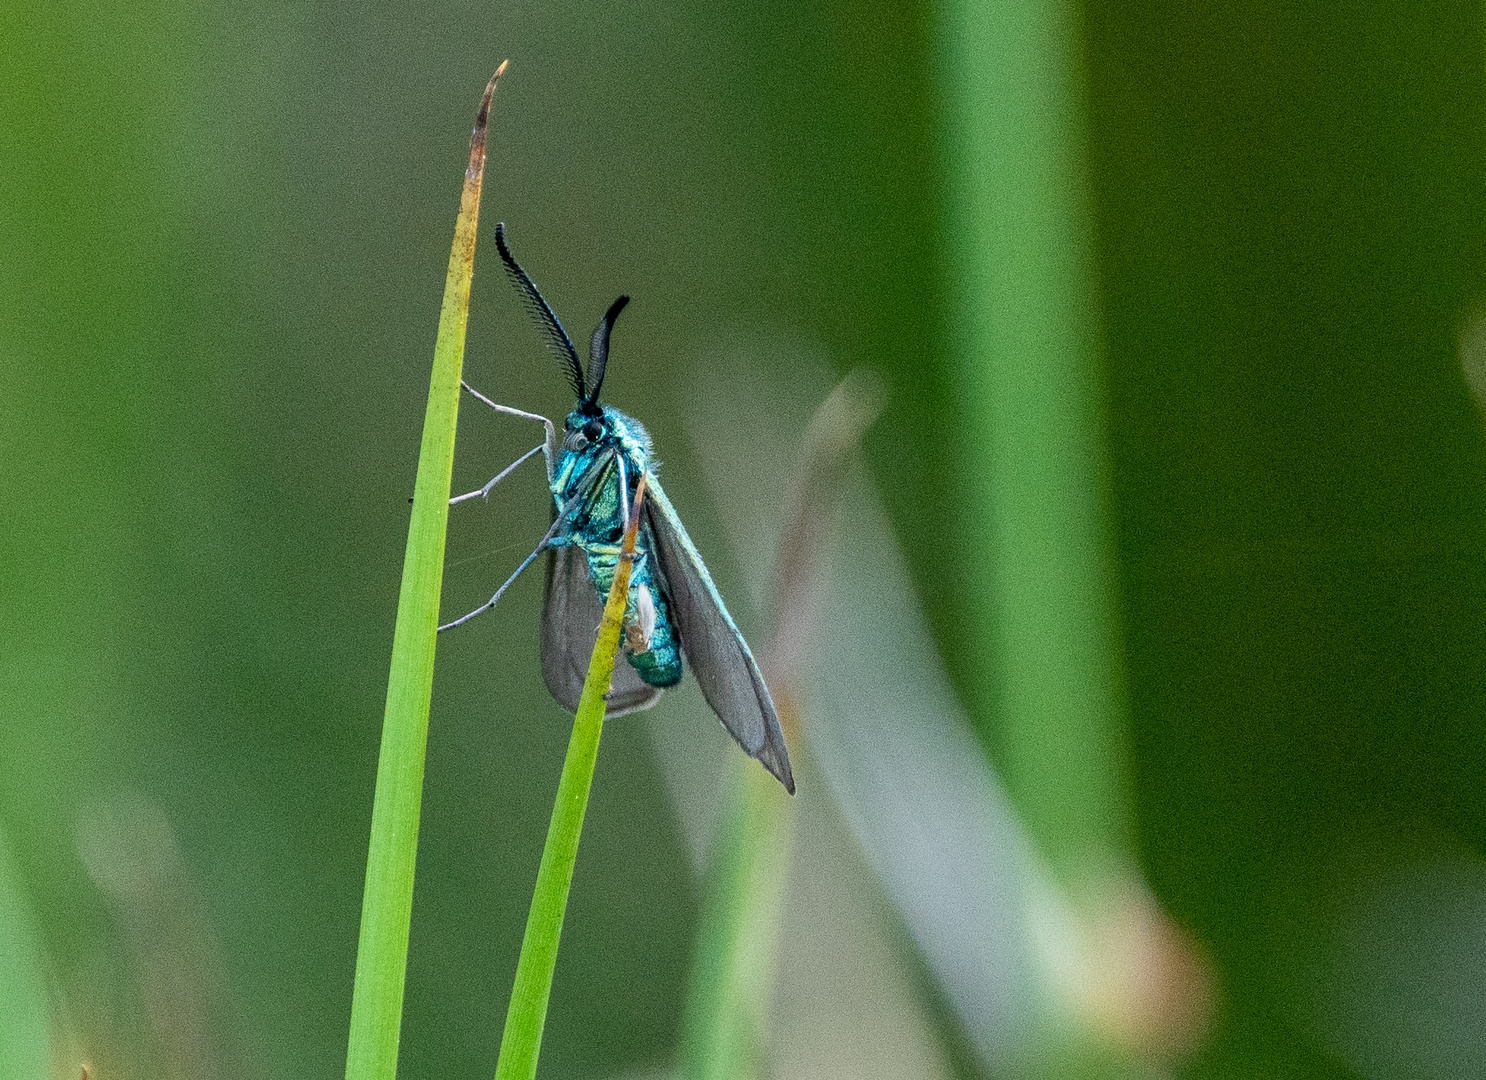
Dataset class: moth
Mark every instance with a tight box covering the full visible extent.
[440,224,794,793]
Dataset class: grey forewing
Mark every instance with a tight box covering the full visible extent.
[540,544,661,716]
[540,448,662,717]
[643,475,795,793]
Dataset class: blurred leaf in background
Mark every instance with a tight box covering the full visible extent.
[0,0,942,1075]
[1083,0,1486,1076]
[5,0,1486,1078]
[681,352,1211,1078]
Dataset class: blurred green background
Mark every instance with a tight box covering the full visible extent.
[4,0,1486,1078]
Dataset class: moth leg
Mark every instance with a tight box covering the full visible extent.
[450,442,545,506]
[439,519,567,633]
[461,381,558,480]
[614,454,630,526]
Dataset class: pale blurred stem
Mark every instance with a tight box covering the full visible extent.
[344,63,503,1080]
[677,760,794,1080]
[676,373,882,1080]
[493,477,647,1080]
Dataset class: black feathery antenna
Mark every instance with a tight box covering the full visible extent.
[585,295,629,415]
[494,223,586,401]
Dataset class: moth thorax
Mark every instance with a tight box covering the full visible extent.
[626,582,657,653]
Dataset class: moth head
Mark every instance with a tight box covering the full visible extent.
[563,409,610,452]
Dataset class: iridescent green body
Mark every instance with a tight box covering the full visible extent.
[549,405,683,688]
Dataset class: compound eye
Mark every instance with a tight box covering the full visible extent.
[582,419,604,442]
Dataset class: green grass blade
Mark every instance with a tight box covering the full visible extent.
[0,828,48,1080]
[492,478,647,1080]
[343,63,506,1080]
[936,0,1130,884]
[676,760,792,1080]
[936,3,1153,1069]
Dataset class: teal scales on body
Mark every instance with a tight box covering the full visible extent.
[548,404,682,690]
[439,223,794,793]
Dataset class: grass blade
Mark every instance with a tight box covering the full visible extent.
[343,62,506,1080]
[676,760,792,1080]
[0,828,48,1080]
[493,477,649,1080]
[936,0,1130,889]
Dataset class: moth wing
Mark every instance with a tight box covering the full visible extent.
[643,475,795,793]
[541,541,663,718]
